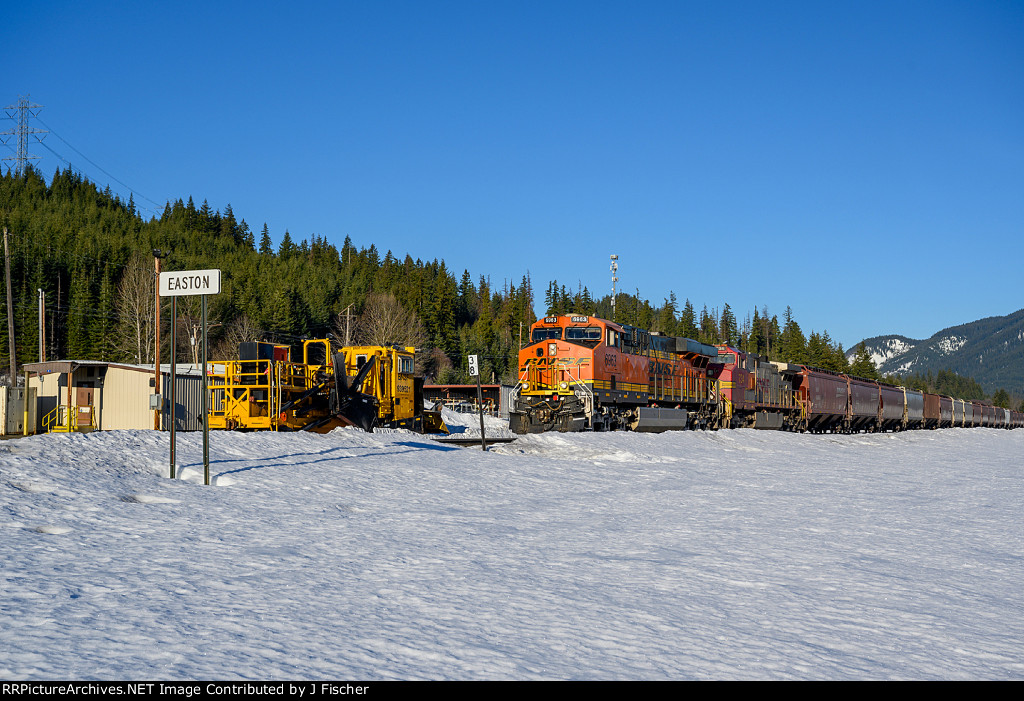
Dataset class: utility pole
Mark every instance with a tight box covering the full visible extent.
[340,302,355,345]
[1,96,47,176]
[153,250,167,430]
[3,227,15,379]
[38,289,45,362]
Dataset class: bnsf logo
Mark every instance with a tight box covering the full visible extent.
[649,360,676,375]
[525,357,590,367]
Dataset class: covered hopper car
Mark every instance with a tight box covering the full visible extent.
[510,315,1023,435]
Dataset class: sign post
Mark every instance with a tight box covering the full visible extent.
[468,354,486,451]
[170,296,176,478]
[159,269,221,484]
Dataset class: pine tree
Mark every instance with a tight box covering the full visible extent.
[220,203,238,243]
[544,280,558,316]
[656,292,678,334]
[719,303,738,345]
[679,299,698,339]
[66,265,95,359]
[699,305,718,344]
[992,389,1010,408]
[749,306,764,355]
[239,219,255,251]
[850,342,878,379]
[278,230,296,258]
[779,306,806,364]
[92,265,119,361]
[805,331,828,368]
[637,299,654,331]
[259,224,273,255]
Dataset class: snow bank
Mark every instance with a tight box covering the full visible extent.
[1,427,1021,679]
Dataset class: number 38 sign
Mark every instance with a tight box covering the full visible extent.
[468,355,479,377]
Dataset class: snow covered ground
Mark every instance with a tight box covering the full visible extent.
[1,424,1021,680]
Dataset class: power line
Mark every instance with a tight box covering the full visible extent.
[33,114,165,212]
[33,133,164,219]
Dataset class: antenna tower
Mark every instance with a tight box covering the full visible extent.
[610,254,619,322]
[2,95,47,176]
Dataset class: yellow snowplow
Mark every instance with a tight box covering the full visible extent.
[335,344,448,434]
[207,340,446,434]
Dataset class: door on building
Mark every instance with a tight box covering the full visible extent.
[76,384,95,429]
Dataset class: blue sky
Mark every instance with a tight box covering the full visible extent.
[6,1,1022,347]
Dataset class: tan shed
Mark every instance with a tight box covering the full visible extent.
[25,361,205,433]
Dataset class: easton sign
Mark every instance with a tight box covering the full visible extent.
[159,269,222,297]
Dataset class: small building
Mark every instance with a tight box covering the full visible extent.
[0,386,37,436]
[423,384,517,418]
[24,361,207,433]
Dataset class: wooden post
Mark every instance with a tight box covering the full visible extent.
[38,289,45,362]
[475,373,487,451]
[154,254,162,430]
[4,228,16,381]
[468,354,486,451]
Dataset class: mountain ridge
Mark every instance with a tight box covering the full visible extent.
[849,308,1024,394]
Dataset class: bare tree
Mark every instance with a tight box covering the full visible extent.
[212,314,262,359]
[337,293,428,349]
[174,295,223,364]
[115,254,155,363]
[419,347,452,383]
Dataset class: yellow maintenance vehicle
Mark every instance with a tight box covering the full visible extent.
[207,339,446,434]
[335,344,448,434]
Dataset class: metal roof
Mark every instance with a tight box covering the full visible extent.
[24,361,209,377]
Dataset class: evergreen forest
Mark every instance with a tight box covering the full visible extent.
[1,167,1016,408]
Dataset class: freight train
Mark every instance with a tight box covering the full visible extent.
[509,315,1023,434]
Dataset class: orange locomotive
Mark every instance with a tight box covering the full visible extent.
[510,315,721,433]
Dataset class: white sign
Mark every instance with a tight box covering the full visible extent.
[468,354,479,377]
[159,269,222,297]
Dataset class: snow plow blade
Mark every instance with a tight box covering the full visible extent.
[331,353,379,432]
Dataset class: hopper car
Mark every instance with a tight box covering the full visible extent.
[510,315,1023,434]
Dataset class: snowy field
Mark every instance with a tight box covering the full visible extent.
[1,420,1022,680]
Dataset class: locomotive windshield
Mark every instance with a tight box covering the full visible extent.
[565,326,602,348]
[531,327,562,343]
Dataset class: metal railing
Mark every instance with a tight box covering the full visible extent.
[42,405,95,433]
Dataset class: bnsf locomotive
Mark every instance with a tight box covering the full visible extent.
[510,315,721,433]
[509,315,1024,434]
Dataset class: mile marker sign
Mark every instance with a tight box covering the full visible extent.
[159,269,221,297]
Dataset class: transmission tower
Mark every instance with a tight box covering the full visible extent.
[1,95,47,176]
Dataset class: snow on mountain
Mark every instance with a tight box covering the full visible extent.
[866,337,917,368]
[936,335,967,354]
[2,427,1022,680]
[849,308,1024,392]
